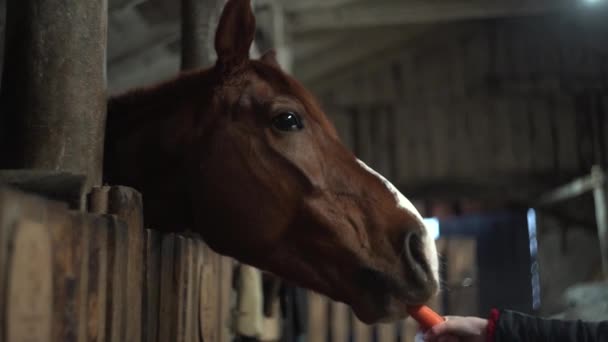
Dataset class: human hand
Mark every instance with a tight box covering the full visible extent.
[423,316,489,342]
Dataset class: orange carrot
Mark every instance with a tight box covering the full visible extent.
[407,305,445,330]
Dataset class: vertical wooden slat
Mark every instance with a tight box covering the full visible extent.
[185,238,197,342]
[352,315,371,342]
[159,234,177,342]
[194,240,205,342]
[529,99,554,172]
[200,241,219,342]
[378,323,396,342]
[330,302,349,342]
[48,202,84,342]
[509,97,532,174]
[307,291,328,342]
[77,214,91,342]
[401,318,418,342]
[5,216,53,342]
[143,229,161,342]
[218,256,234,342]
[553,96,577,172]
[106,187,143,342]
[87,215,109,342]
[493,98,517,173]
[0,188,44,339]
[175,236,192,342]
[106,217,128,342]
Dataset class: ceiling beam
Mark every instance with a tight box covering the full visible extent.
[256,0,362,12]
[293,26,426,84]
[288,0,577,33]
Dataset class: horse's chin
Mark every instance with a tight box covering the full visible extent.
[349,294,410,324]
[346,267,439,324]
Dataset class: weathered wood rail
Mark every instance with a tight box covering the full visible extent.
[0,184,233,342]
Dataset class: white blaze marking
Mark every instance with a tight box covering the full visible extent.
[356,159,439,282]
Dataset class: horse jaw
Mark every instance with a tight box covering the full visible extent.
[356,159,440,286]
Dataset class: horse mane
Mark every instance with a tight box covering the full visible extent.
[107,68,217,120]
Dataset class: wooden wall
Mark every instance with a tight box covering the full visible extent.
[312,14,608,198]
[0,185,234,342]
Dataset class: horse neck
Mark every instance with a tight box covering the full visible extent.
[103,70,216,230]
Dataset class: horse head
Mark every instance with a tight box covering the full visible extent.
[106,0,439,324]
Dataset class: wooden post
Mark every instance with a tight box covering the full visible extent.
[181,0,225,69]
[0,0,108,189]
[591,166,608,279]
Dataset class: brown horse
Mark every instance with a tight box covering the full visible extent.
[104,0,438,324]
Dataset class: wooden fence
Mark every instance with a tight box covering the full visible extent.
[0,184,233,342]
[307,292,422,342]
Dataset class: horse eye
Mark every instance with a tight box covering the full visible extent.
[272,111,304,132]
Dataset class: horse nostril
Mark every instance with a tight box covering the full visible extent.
[403,231,431,285]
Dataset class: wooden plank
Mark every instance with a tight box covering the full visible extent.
[329,107,355,152]
[493,97,517,173]
[354,108,374,164]
[330,302,349,342]
[307,291,328,342]
[378,323,396,342]
[185,238,198,342]
[200,241,219,342]
[352,314,371,342]
[0,187,46,339]
[5,217,53,342]
[106,187,144,342]
[394,104,412,184]
[175,236,193,342]
[218,256,234,342]
[401,318,418,342]
[0,170,87,210]
[371,107,391,179]
[592,166,608,278]
[428,103,449,179]
[143,229,162,342]
[465,98,492,175]
[159,234,177,342]
[86,215,109,342]
[48,202,84,342]
[529,98,555,172]
[105,216,128,342]
[192,239,204,342]
[508,97,533,174]
[88,186,110,214]
[76,214,91,342]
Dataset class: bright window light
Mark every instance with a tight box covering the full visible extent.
[527,208,541,310]
[423,217,440,240]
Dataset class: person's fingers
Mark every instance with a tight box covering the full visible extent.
[427,319,457,336]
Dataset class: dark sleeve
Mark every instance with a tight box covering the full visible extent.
[490,309,608,342]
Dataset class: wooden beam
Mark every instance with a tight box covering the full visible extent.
[257,0,360,12]
[288,0,575,33]
[591,166,608,278]
[537,169,604,206]
[181,0,224,69]
[1,0,108,189]
[294,26,426,84]
[0,170,87,210]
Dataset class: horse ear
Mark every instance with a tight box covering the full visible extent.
[214,0,256,68]
[260,49,281,69]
